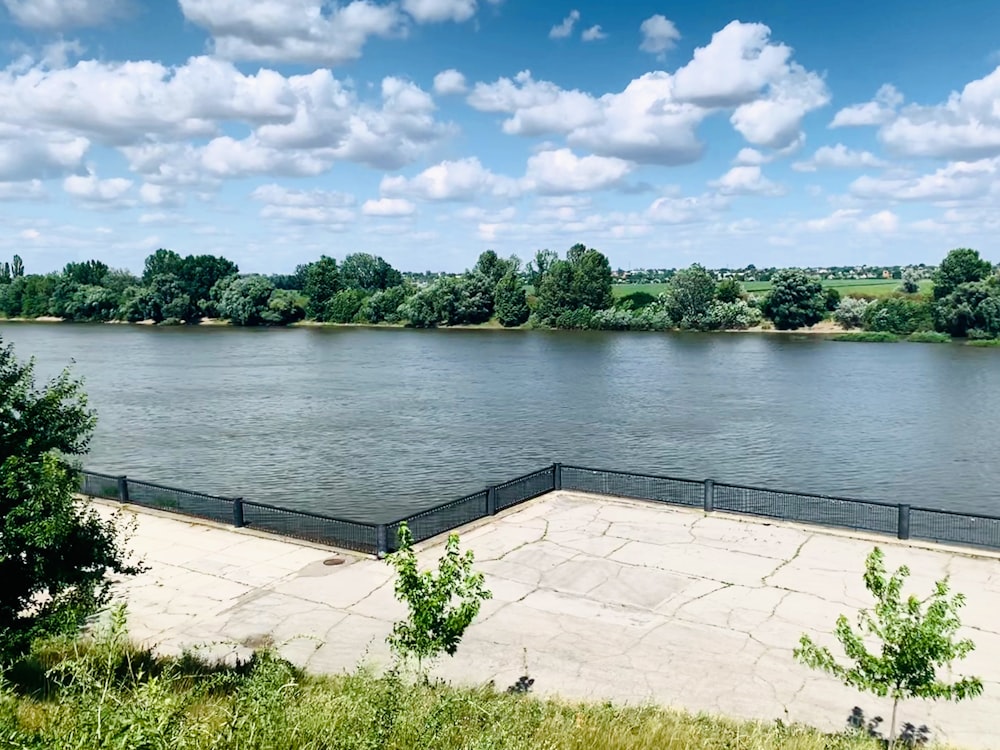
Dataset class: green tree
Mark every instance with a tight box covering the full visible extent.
[899,268,921,294]
[933,282,1000,338]
[571,248,613,311]
[534,260,578,324]
[385,522,491,671]
[218,275,279,326]
[526,249,558,290]
[178,254,239,313]
[864,297,934,335]
[63,260,110,286]
[11,254,23,278]
[263,289,305,325]
[324,288,368,323]
[0,263,10,284]
[494,271,530,327]
[715,278,743,304]
[359,284,412,324]
[340,253,403,292]
[664,264,717,329]
[761,270,826,330]
[0,338,141,657]
[933,248,992,300]
[823,286,842,312]
[795,547,982,748]
[474,250,518,287]
[400,287,441,328]
[134,274,192,323]
[303,256,341,320]
[142,248,183,284]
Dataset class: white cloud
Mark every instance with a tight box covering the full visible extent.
[639,14,680,56]
[63,171,133,205]
[549,9,579,39]
[250,183,356,225]
[858,210,899,233]
[2,0,129,29]
[792,144,887,172]
[710,166,783,196]
[523,148,632,194]
[849,157,1000,202]
[433,68,467,95]
[467,70,603,136]
[646,193,728,224]
[581,25,606,42]
[830,84,903,127]
[362,197,417,216]
[0,133,89,180]
[733,147,769,165]
[0,179,45,200]
[803,208,861,232]
[402,0,476,23]
[178,0,405,66]
[139,183,181,206]
[381,157,520,201]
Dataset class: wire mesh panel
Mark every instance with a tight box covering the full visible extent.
[561,466,704,507]
[240,501,378,554]
[125,479,234,524]
[910,508,1000,550]
[714,482,898,535]
[495,466,556,510]
[79,470,121,500]
[392,490,489,547]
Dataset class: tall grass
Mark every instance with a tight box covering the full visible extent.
[0,613,887,750]
[832,332,901,343]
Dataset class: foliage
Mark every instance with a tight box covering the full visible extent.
[324,288,368,323]
[525,248,558,290]
[494,271,530,327]
[385,522,491,668]
[571,248,614,312]
[553,307,595,329]
[663,264,717,329]
[966,338,1000,347]
[833,297,872,330]
[933,248,992,300]
[832,332,901,343]
[899,269,921,294]
[795,547,982,748]
[933,281,1000,337]
[533,246,613,326]
[359,284,412,324]
[761,270,827,330]
[614,290,657,310]
[0,338,141,658]
[534,259,578,323]
[399,288,440,328]
[142,248,183,283]
[264,289,306,325]
[340,253,403,292]
[906,331,951,344]
[863,298,934,335]
[705,299,762,330]
[303,255,342,319]
[824,286,842,312]
[63,260,110,286]
[714,278,743,303]
[132,273,194,323]
[177,254,239,310]
[217,275,300,326]
[473,250,518,286]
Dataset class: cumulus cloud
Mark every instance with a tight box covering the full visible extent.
[646,192,728,224]
[0,133,89,180]
[549,9,579,39]
[433,68,467,95]
[581,25,606,42]
[402,0,477,23]
[710,166,783,196]
[380,157,520,201]
[849,157,1000,202]
[792,143,887,172]
[250,183,356,225]
[802,208,898,234]
[858,210,899,233]
[2,0,130,29]
[0,179,45,200]
[639,14,680,56]
[63,171,133,206]
[523,148,632,194]
[733,147,769,165]
[830,84,903,127]
[362,197,417,216]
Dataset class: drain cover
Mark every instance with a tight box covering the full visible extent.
[323,557,345,566]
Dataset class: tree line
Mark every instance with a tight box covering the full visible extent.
[0,246,997,338]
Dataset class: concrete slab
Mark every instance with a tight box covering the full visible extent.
[94,491,1000,749]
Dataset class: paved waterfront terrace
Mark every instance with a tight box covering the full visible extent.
[95,491,1000,750]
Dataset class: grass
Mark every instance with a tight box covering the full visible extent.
[832,332,901,343]
[966,338,1000,347]
[906,331,952,344]
[612,279,932,299]
[1,616,887,750]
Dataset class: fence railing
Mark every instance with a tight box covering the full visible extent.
[77,464,1000,557]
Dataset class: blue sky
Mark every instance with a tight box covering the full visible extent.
[2,0,999,274]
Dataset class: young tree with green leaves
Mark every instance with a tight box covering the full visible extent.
[0,337,142,658]
[385,522,491,672]
[794,547,982,748]
[494,271,530,327]
[761,269,827,330]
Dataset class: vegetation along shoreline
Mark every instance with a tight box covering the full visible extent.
[1,245,999,345]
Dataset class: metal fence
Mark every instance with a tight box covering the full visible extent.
[78,464,1000,557]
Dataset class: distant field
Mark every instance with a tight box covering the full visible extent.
[612,278,932,299]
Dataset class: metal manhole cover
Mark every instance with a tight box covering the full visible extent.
[323,557,346,566]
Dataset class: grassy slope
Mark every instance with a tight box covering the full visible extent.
[613,279,933,299]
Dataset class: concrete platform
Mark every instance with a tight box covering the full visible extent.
[95,491,1000,749]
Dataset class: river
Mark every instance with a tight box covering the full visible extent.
[2,322,998,522]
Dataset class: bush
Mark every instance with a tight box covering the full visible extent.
[833,297,872,330]
[589,308,635,330]
[714,278,743,303]
[906,331,950,344]
[706,299,762,330]
[967,338,1000,347]
[614,291,657,310]
[833,332,901,343]
[761,270,826,330]
[323,289,368,324]
[824,286,842,312]
[553,308,595,329]
[494,271,530,327]
[359,285,412,324]
[863,297,933,335]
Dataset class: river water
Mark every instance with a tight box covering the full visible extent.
[2,322,998,522]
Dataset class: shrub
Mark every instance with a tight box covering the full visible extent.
[833,297,872,330]
[552,308,595,329]
[705,299,762,330]
[589,308,635,330]
[899,268,921,294]
[359,285,412,324]
[494,271,530,327]
[833,332,901,343]
[323,289,368,323]
[714,278,743,303]
[614,291,657,310]
[906,331,950,344]
[863,297,933,335]
[761,270,826,330]
[824,286,842,312]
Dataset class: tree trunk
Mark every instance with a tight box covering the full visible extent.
[888,697,900,749]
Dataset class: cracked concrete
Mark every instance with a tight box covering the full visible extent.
[95,491,1000,749]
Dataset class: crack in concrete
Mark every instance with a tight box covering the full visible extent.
[761,534,813,586]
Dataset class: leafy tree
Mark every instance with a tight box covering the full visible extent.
[864,297,934,335]
[566,242,587,266]
[0,337,141,657]
[899,268,921,294]
[11,254,23,278]
[385,522,491,671]
[178,254,239,312]
[615,291,657,311]
[823,286,842,312]
[101,268,140,295]
[218,275,280,326]
[359,284,412,324]
[932,282,1000,338]
[63,286,119,322]
[303,256,341,319]
[664,264,717,329]
[571,248,613,312]
[714,278,743,303]
[705,299,762,330]
[933,248,992,300]
[534,260,578,323]
[0,263,10,284]
[833,297,872,330]
[761,270,826,330]
[473,250,518,287]
[452,273,494,324]
[340,253,403,292]
[526,249,558,290]
[400,288,441,328]
[324,289,368,323]
[494,271,530,327]
[795,547,982,749]
[262,289,305,325]
[142,248,183,284]
[63,260,110,286]
[134,274,192,323]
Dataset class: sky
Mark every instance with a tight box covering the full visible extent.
[2,1,1000,275]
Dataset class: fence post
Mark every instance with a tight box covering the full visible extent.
[117,475,130,503]
[897,504,911,540]
[376,524,388,559]
[553,462,563,490]
[703,478,715,512]
[487,486,497,515]
[232,498,245,528]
